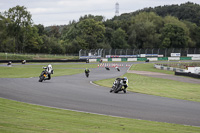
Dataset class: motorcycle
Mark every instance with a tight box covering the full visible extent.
[105,67,110,70]
[116,67,120,71]
[110,78,126,93]
[22,60,26,64]
[85,72,89,78]
[39,67,53,82]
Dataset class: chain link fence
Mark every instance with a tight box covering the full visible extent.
[79,48,200,58]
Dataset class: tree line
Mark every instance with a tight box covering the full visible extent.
[0,2,200,54]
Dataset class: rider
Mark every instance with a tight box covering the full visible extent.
[121,77,128,93]
[110,77,128,93]
[85,68,90,75]
[44,64,53,80]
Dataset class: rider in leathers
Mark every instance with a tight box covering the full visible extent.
[85,68,90,77]
[44,64,53,80]
[111,77,128,93]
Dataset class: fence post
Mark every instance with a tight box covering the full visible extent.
[79,49,82,58]
[120,49,122,55]
[115,49,117,55]
[109,49,112,55]
[100,49,103,57]
[145,49,147,54]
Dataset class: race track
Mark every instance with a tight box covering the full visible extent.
[0,62,200,127]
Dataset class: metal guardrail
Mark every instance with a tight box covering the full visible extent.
[79,48,200,58]
[0,59,86,63]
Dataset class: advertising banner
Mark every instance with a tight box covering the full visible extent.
[171,53,181,57]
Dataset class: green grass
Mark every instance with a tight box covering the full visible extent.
[130,63,174,74]
[1,98,199,133]
[0,63,97,78]
[0,52,79,60]
[1,62,200,132]
[94,63,200,102]
[94,73,200,102]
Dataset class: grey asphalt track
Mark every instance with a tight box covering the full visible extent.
[0,62,200,127]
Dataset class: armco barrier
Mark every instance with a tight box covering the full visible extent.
[175,71,200,79]
[112,58,121,62]
[147,58,158,61]
[108,58,112,61]
[168,57,180,60]
[102,58,108,62]
[180,57,192,60]
[1,57,198,63]
[192,57,200,60]
[154,64,184,72]
[127,58,137,61]
[89,59,97,62]
[121,58,127,61]
[137,58,147,61]
[0,59,86,63]
[158,57,168,60]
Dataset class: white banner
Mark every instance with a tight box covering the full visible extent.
[187,54,200,57]
[171,53,181,57]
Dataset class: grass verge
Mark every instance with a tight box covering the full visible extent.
[94,73,200,102]
[1,98,199,133]
[0,53,79,60]
[94,63,200,102]
[130,63,174,74]
[0,63,97,78]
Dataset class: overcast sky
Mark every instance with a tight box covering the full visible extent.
[1,0,200,26]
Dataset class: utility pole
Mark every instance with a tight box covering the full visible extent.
[115,2,119,16]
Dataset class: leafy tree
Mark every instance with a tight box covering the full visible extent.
[61,23,79,43]
[3,5,33,53]
[163,15,189,35]
[161,24,188,48]
[183,21,200,47]
[138,2,200,26]
[111,28,129,49]
[64,40,81,54]
[23,26,43,53]
[40,35,64,54]
[79,14,104,22]
[0,15,12,52]
[128,12,162,48]
[104,27,114,44]
[34,24,46,36]
[62,18,106,50]
[46,26,61,38]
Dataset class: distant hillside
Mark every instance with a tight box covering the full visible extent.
[118,2,200,26]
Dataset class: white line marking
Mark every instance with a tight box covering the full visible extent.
[90,81,100,87]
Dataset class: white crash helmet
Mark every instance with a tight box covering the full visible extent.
[48,64,52,69]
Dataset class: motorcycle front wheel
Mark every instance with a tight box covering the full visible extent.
[114,84,122,93]
[39,75,45,82]
[85,73,89,78]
